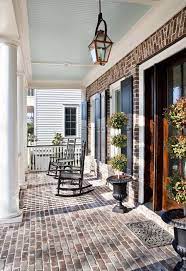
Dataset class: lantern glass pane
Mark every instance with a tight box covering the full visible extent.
[89,41,97,63]
[90,47,97,63]
[96,41,106,62]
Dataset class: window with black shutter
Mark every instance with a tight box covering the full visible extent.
[65,107,77,136]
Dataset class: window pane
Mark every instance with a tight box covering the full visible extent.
[71,115,76,121]
[65,108,70,115]
[71,108,76,114]
[65,115,70,121]
[66,122,70,128]
[71,129,76,136]
[173,65,182,103]
[71,122,76,129]
[65,129,71,136]
[184,62,186,96]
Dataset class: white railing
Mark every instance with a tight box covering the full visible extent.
[27,143,81,172]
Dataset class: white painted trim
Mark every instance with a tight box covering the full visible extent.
[32,61,95,67]
[115,0,160,5]
[12,0,32,82]
[138,37,186,204]
[30,80,83,90]
[90,96,96,158]
[109,78,125,157]
[34,89,37,141]
[83,0,185,88]
[0,36,19,46]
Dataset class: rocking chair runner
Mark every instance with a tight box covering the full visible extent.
[56,142,93,197]
[47,138,76,177]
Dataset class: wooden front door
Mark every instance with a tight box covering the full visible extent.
[144,49,186,211]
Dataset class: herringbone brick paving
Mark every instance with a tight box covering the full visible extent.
[0,174,179,271]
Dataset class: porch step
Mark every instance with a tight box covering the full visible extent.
[137,204,174,236]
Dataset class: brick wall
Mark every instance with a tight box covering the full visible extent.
[86,8,186,204]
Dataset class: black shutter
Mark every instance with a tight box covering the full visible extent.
[121,76,133,175]
[81,101,87,145]
[101,90,107,163]
[94,93,101,161]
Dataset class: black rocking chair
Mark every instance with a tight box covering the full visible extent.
[47,138,76,177]
[56,142,94,197]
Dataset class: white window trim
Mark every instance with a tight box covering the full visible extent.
[62,104,80,138]
[110,77,126,157]
[138,37,186,204]
[90,95,95,158]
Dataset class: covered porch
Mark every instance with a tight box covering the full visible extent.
[0,0,185,270]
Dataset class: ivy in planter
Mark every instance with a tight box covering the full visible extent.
[167,173,186,210]
[164,97,186,129]
[111,134,127,148]
[164,96,186,216]
[108,112,128,129]
[168,135,186,159]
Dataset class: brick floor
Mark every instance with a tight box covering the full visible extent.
[0,173,180,271]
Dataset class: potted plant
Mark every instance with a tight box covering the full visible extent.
[161,97,186,271]
[107,112,132,213]
[52,133,63,145]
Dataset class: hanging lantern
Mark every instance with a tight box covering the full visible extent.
[89,0,113,66]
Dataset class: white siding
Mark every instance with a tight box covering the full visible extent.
[35,89,81,145]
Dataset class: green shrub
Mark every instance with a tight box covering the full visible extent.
[111,134,127,148]
[168,135,186,159]
[167,173,186,205]
[109,154,127,172]
[164,97,186,129]
[52,133,63,145]
[108,112,128,129]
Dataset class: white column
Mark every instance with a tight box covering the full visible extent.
[17,73,26,188]
[0,42,21,220]
[23,86,28,173]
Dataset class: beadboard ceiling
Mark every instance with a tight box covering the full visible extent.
[27,0,153,82]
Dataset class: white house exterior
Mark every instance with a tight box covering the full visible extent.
[34,89,82,145]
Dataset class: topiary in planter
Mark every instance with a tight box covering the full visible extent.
[109,154,127,173]
[111,134,127,148]
[108,112,128,129]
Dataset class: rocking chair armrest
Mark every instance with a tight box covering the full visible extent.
[49,156,61,161]
[57,165,81,173]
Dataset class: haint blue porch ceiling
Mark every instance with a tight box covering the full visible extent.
[27,0,152,82]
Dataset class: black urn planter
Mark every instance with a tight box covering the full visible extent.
[107,174,132,213]
[161,209,186,271]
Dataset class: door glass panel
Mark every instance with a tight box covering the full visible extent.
[172,65,182,104]
[184,62,186,96]
[168,62,186,177]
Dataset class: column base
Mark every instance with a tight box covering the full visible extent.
[0,210,23,224]
[19,183,27,190]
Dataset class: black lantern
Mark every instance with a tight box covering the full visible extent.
[89,0,113,66]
